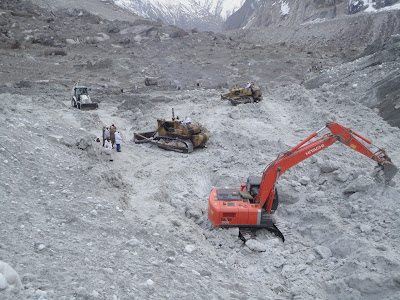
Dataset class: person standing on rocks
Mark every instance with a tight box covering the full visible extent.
[110,124,117,148]
[103,126,110,146]
[104,137,113,161]
[115,131,122,152]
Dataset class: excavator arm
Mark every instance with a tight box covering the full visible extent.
[256,122,397,213]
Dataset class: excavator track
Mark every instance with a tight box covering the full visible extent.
[260,212,285,242]
[239,228,257,242]
[154,136,194,153]
[266,224,285,242]
[238,225,285,243]
[238,212,286,243]
[274,217,292,239]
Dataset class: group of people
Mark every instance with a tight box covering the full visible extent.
[102,124,122,162]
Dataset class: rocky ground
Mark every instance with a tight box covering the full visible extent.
[1,1,400,299]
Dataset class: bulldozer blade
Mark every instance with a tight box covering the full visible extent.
[383,162,398,183]
[134,131,157,143]
[80,103,98,110]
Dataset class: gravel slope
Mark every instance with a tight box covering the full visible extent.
[1,1,400,299]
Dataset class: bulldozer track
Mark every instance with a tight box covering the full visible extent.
[229,96,258,106]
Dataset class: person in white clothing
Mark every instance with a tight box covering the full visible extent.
[104,137,113,161]
[103,127,110,146]
[180,117,191,125]
[114,131,122,152]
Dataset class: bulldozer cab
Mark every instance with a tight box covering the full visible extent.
[74,87,88,97]
[157,118,192,139]
[158,119,175,132]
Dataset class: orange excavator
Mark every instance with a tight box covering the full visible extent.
[208,122,398,241]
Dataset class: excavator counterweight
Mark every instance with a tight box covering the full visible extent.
[208,122,397,242]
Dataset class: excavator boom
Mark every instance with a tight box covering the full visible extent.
[208,122,397,241]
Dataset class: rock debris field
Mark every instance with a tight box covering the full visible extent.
[1,0,400,299]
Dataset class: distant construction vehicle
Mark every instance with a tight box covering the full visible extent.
[221,83,262,105]
[71,84,98,110]
[134,109,210,153]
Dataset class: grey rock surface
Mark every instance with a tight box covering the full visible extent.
[0,0,399,300]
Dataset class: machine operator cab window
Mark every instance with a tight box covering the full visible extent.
[245,175,279,211]
[246,176,261,203]
[74,87,88,98]
[163,120,175,132]
[76,87,88,96]
[249,186,259,198]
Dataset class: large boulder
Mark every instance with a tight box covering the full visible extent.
[170,29,188,38]
[0,261,23,293]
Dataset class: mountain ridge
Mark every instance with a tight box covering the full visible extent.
[224,0,400,31]
[113,0,245,31]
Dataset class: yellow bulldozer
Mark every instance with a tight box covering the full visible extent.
[134,109,210,153]
[221,83,262,105]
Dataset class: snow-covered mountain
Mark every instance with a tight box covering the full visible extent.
[113,0,245,31]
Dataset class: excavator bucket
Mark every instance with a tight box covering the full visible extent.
[383,162,398,184]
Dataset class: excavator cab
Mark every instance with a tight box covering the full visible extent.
[246,176,261,200]
[245,176,279,210]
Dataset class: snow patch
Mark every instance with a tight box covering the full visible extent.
[280,1,290,16]
[184,245,196,253]
[363,1,400,13]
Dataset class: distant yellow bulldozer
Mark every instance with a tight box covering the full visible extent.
[221,83,262,105]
